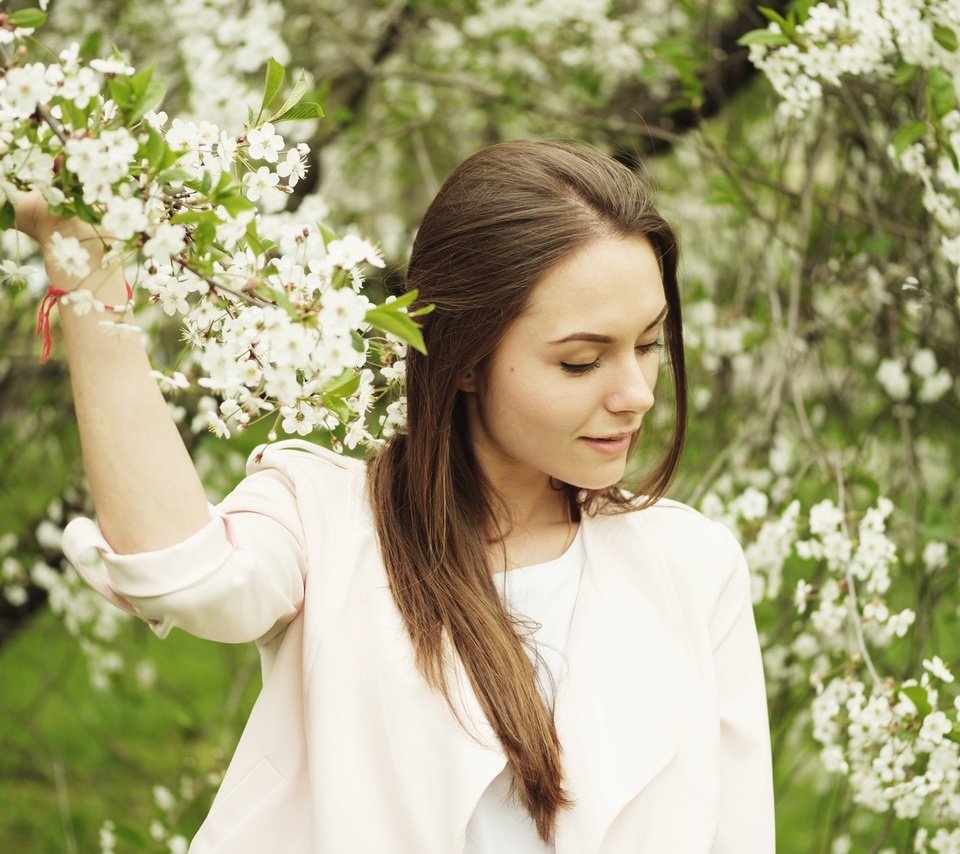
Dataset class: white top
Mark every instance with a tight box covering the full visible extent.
[464,525,586,854]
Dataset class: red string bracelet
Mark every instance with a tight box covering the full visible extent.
[35,281,134,364]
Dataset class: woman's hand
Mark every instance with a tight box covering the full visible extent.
[11,188,112,296]
[9,188,56,243]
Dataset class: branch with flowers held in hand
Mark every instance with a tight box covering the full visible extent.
[1,12,429,449]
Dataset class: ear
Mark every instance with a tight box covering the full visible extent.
[458,370,477,393]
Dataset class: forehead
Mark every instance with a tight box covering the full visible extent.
[519,236,666,333]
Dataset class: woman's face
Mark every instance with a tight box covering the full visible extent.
[462,235,668,493]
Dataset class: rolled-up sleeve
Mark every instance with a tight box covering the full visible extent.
[62,463,307,645]
[709,526,776,853]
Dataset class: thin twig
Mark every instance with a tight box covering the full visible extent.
[176,259,271,308]
[36,103,68,145]
[51,754,78,854]
[833,460,882,687]
[611,118,925,241]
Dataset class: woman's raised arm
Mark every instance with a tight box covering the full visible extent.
[13,191,210,554]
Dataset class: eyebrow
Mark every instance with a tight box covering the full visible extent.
[548,304,669,345]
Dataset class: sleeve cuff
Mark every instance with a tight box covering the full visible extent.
[62,505,233,600]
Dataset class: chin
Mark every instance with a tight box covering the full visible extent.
[562,468,626,492]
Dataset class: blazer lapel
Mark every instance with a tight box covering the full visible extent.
[553,511,681,854]
[367,571,507,852]
[368,508,682,854]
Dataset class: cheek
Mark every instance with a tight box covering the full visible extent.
[487,367,577,436]
[645,359,661,394]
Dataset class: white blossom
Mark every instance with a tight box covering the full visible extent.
[923,541,949,572]
[876,358,910,401]
[246,122,285,163]
[244,166,280,201]
[923,656,955,684]
[49,232,91,279]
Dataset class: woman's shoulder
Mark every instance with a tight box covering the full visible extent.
[608,497,751,613]
[604,495,745,570]
[243,439,367,491]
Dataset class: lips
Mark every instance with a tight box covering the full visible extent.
[584,433,633,442]
[579,432,635,455]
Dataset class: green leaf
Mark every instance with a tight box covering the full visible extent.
[193,218,218,252]
[862,231,894,257]
[78,30,102,61]
[899,684,932,717]
[933,24,958,53]
[128,64,153,92]
[892,121,927,156]
[737,30,790,48]
[268,70,310,123]
[940,135,960,173]
[928,68,957,120]
[170,210,220,225]
[213,170,233,196]
[74,195,100,225]
[706,174,747,210]
[107,76,133,107]
[260,57,285,116]
[758,7,791,32]
[891,60,917,87]
[218,194,256,216]
[788,0,818,23]
[384,289,419,310]
[364,304,427,354]
[322,369,361,397]
[128,80,166,122]
[142,124,167,169]
[245,221,265,257]
[9,9,47,28]
[273,101,325,122]
[316,223,339,246]
[0,201,15,231]
[157,168,192,184]
[321,394,352,423]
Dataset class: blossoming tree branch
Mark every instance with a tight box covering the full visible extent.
[0,10,424,451]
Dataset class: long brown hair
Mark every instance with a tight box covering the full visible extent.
[368,140,687,842]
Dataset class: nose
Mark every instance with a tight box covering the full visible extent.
[605,356,656,415]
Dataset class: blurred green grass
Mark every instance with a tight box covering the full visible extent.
[0,608,259,852]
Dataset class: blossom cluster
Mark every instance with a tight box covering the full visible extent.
[743,1,960,297]
[166,0,291,129]
[416,0,680,118]
[0,17,422,447]
[812,664,960,841]
[877,347,954,402]
[794,497,918,653]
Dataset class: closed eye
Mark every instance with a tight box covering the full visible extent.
[636,340,664,357]
[560,358,600,375]
[561,340,663,376]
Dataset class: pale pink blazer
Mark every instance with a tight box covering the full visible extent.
[63,440,775,853]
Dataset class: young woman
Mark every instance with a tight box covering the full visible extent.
[15,140,774,853]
